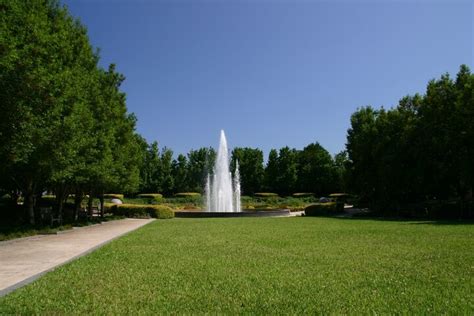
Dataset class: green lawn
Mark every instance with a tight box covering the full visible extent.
[1,217,473,314]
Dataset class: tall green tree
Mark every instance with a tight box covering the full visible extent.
[264,149,279,193]
[187,147,216,193]
[0,0,99,223]
[334,150,349,192]
[297,143,337,195]
[140,142,162,193]
[160,147,174,195]
[231,147,264,195]
[276,147,299,195]
[171,154,188,193]
[0,1,142,222]
[346,65,473,214]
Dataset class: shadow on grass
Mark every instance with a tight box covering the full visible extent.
[406,220,474,226]
[0,215,126,241]
[306,213,474,226]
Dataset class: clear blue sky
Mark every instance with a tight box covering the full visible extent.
[62,0,472,158]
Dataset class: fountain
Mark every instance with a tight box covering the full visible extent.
[205,130,241,212]
[174,131,290,218]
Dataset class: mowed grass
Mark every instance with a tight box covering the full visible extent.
[0,218,473,314]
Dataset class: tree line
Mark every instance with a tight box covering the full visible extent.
[0,1,143,224]
[138,142,346,197]
[346,65,473,216]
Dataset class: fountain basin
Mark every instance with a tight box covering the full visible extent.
[174,209,291,218]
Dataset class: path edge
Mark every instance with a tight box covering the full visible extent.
[0,218,155,297]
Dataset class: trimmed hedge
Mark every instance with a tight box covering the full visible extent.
[103,202,116,212]
[150,205,174,219]
[254,193,279,198]
[111,204,174,219]
[329,193,349,197]
[174,192,201,198]
[104,194,124,200]
[137,193,163,201]
[292,193,314,198]
[305,202,344,216]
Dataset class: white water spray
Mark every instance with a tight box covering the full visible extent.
[205,130,241,212]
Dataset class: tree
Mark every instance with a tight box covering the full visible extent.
[0,1,142,223]
[345,65,474,215]
[160,147,174,195]
[297,143,337,195]
[275,147,298,195]
[172,154,188,193]
[140,142,162,193]
[264,149,279,193]
[0,0,99,223]
[230,147,264,195]
[334,150,349,193]
[187,147,216,193]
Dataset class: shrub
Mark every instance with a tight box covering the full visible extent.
[103,203,116,213]
[111,204,174,219]
[329,193,350,204]
[278,198,307,209]
[292,193,314,198]
[150,205,174,219]
[110,204,149,218]
[137,193,163,200]
[305,202,344,216]
[0,193,11,201]
[254,193,279,198]
[174,192,201,198]
[40,195,56,202]
[104,194,124,200]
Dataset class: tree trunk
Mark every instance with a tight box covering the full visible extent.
[99,192,104,219]
[73,189,83,222]
[55,184,68,225]
[24,179,35,225]
[88,193,94,218]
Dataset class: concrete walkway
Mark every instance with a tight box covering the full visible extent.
[0,218,154,297]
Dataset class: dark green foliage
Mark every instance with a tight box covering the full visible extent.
[346,65,474,217]
[186,147,216,193]
[138,143,174,195]
[138,141,340,201]
[254,192,279,198]
[333,150,349,192]
[139,142,162,193]
[137,193,163,200]
[110,204,149,218]
[171,154,188,193]
[150,205,174,219]
[262,145,341,196]
[174,192,201,198]
[103,194,124,200]
[264,149,279,192]
[231,147,265,195]
[292,193,314,197]
[0,0,142,224]
[304,202,342,216]
[275,147,299,195]
[297,143,338,195]
[111,204,174,219]
[160,147,174,195]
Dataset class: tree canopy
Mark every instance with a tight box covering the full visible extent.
[0,0,142,224]
[346,65,474,214]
